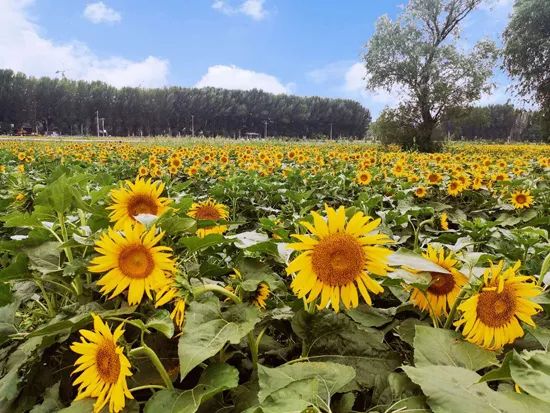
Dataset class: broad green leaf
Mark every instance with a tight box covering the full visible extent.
[29,382,62,413]
[480,351,513,383]
[146,309,174,339]
[292,310,401,396]
[257,362,355,411]
[388,249,450,274]
[179,234,228,252]
[510,350,550,403]
[414,325,497,370]
[404,365,550,413]
[525,325,550,351]
[57,399,95,412]
[24,242,62,275]
[144,363,239,413]
[0,284,13,307]
[346,305,395,328]
[0,254,30,282]
[178,298,259,378]
[158,216,196,235]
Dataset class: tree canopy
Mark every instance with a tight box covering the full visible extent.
[363,0,497,150]
[503,0,550,109]
[0,69,370,138]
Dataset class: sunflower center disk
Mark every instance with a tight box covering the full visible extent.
[118,245,154,279]
[427,272,455,295]
[515,195,526,204]
[476,286,516,327]
[195,205,221,220]
[311,233,365,286]
[128,194,159,217]
[95,341,121,384]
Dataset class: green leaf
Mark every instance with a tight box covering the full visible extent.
[256,362,355,411]
[404,365,550,413]
[480,351,513,382]
[0,254,30,282]
[414,325,497,370]
[0,284,13,307]
[525,325,550,351]
[388,249,451,274]
[158,216,196,235]
[34,175,74,213]
[57,399,95,412]
[29,382,62,413]
[24,242,61,275]
[346,305,395,328]
[146,310,174,339]
[292,310,401,396]
[510,350,550,403]
[144,363,239,413]
[179,234,228,252]
[178,298,260,378]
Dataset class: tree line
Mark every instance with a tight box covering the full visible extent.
[0,69,370,138]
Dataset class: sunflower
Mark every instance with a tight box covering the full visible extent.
[455,261,542,350]
[251,282,270,309]
[138,166,149,177]
[156,282,186,329]
[88,224,176,305]
[187,199,229,238]
[440,212,449,230]
[409,246,468,317]
[356,170,372,185]
[414,186,427,198]
[107,177,171,229]
[510,190,534,209]
[447,180,462,196]
[286,205,393,312]
[426,172,442,185]
[70,314,132,413]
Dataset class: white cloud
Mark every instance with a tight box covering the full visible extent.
[196,65,290,94]
[212,0,267,20]
[83,2,121,24]
[0,0,168,88]
[345,62,406,105]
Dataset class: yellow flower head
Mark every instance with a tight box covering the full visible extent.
[455,261,542,350]
[70,314,133,413]
[510,190,534,209]
[287,205,393,312]
[107,177,171,229]
[356,170,372,185]
[89,224,176,305]
[187,199,229,238]
[409,246,468,317]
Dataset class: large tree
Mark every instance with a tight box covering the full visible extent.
[503,0,550,140]
[363,0,497,151]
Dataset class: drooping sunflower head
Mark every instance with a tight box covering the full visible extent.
[251,282,270,309]
[409,245,468,317]
[155,278,187,329]
[455,260,542,350]
[107,177,171,229]
[88,224,176,305]
[510,190,534,209]
[440,212,449,231]
[70,314,133,413]
[187,199,229,238]
[286,205,393,312]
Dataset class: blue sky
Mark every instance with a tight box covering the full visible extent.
[0,0,516,117]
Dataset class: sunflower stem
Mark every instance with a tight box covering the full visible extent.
[129,384,165,392]
[34,279,56,317]
[443,286,469,330]
[192,284,242,304]
[130,345,174,390]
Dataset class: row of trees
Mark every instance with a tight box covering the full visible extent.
[0,69,370,138]
[441,105,547,141]
[364,0,550,149]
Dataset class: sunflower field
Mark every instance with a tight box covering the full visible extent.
[0,138,550,413]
